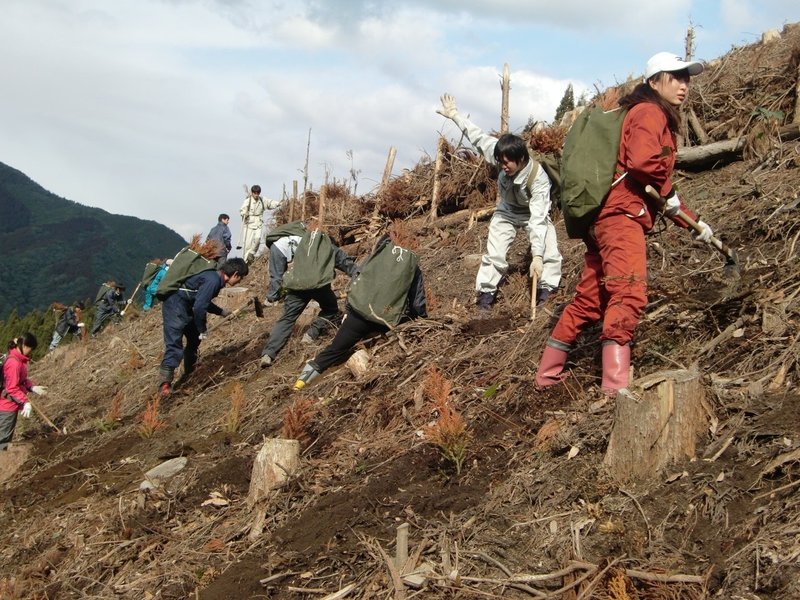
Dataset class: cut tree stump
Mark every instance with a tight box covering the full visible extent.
[604,370,710,482]
[248,438,300,540]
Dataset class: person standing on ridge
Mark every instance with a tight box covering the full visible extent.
[206,214,232,265]
[240,185,281,264]
[535,52,715,397]
[437,93,562,312]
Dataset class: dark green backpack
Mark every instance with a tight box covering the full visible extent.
[140,262,161,287]
[348,241,419,327]
[281,230,336,291]
[559,106,628,238]
[264,220,307,247]
[95,283,113,303]
[525,150,561,207]
[155,247,217,300]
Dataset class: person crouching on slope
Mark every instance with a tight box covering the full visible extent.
[259,227,359,368]
[535,52,715,397]
[157,258,248,397]
[293,229,427,390]
[1,334,47,450]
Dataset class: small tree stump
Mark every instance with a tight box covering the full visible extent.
[604,370,710,482]
[248,438,300,540]
[346,349,371,379]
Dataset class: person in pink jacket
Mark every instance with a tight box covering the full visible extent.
[1,334,47,449]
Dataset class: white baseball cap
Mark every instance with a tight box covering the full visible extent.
[644,52,704,79]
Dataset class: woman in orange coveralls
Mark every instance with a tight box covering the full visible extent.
[535,52,715,396]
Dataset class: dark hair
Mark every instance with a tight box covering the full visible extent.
[15,333,38,351]
[250,185,261,195]
[619,75,681,132]
[218,213,230,222]
[74,301,85,310]
[493,133,528,164]
[221,257,249,279]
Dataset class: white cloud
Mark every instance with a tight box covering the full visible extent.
[1,0,798,241]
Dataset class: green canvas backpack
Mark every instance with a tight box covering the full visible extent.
[559,106,628,238]
[348,240,419,327]
[281,230,336,291]
[95,283,114,303]
[264,220,307,247]
[140,262,161,287]
[155,247,217,300]
[525,149,561,208]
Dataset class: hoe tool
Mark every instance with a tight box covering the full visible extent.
[645,185,741,278]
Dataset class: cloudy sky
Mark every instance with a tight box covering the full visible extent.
[1,0,798,245]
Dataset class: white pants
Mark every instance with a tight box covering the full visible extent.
[241,224,262,262]
[475,211,562,294]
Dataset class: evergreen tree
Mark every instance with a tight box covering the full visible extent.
[554,83,575,123]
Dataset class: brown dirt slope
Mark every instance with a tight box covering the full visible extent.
[1,23,799,600]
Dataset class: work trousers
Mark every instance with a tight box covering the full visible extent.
[91,305,119,336]
[0,410,18,450]
[476,210,561,294]
[160,293,201,374]
[242,223,262,263]
[261,286,341,360]
[311,309,387,373]
[550,213,647,347]
[266,246,288,302]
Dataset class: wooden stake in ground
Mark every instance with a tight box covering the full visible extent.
[530,272,538,321]
[604,370,710,482]
[302,128,311,221]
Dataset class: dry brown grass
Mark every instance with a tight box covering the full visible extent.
[223,382,246,435]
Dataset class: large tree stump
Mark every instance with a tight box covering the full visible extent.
[248,438,300,540]
[604,370,710,482]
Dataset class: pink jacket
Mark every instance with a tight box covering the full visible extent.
[1,348,33,412]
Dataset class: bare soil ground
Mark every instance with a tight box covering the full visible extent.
[1,23,799,600]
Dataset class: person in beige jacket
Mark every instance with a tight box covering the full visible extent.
[239,184,280,264]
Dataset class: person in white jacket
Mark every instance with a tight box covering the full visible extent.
[239,185,281,264]
[437,93,562,311]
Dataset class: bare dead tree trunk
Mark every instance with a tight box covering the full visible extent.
[371,146,397,222]
[676,123,800,167]
[429,137,445,221]
[500,63,510,134]
[290,180,297,221]
[318,184,327,228]
[684,24,695,60]
[793,61,800,124]
[302,128,311,221]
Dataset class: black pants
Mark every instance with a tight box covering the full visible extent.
[262,285,341,359]
[0,410,18,450]
[312,309,387,373]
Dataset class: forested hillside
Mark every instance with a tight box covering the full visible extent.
[0,162,186,319]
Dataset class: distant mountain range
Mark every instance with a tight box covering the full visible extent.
[0,161,186,319]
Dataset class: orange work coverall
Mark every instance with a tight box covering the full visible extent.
[550,101,697,347]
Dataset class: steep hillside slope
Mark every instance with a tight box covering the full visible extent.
[0,162,186,318]
[0,23,799,600]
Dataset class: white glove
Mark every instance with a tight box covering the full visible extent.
[21,403,32,418]
[692,220,714,244]
[31,385,47,396]
[199,333,208,341]
[529,256,543,278]
[437,93,459,119]
[664,192,681,217]
[77,322,85,328]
